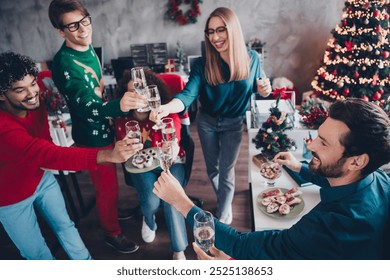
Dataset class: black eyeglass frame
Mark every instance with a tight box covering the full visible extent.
[61,15,92,32]
[204,25,227,37]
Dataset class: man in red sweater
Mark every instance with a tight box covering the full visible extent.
[0,52,142,259]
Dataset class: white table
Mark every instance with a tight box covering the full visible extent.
[246,111,321,231]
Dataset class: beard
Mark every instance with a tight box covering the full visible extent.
[309,152,348,178]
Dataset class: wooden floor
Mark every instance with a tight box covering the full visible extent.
[0,122,251,260]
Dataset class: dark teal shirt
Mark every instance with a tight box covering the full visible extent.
[187,164,390,259]
[175,50,264,118]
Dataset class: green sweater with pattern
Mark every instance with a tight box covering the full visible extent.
[52,43,127,147]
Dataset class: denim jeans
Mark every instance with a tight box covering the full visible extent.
[129,163,188,252]
[0,171,91,260]
[197,110,244,219]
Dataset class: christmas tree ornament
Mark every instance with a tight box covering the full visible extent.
[372,92,381,101]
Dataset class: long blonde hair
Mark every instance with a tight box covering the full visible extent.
[204,7,250,86]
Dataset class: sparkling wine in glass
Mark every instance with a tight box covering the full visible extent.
[161,117,176,143]
[193,211,215,252]
[157,141,173,172]
[125,120,143,163]
[131,67,150,112]
[145,85,162,130]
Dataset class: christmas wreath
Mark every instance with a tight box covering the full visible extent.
[166,0,203,25]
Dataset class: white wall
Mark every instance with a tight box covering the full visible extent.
[0,0,345,96]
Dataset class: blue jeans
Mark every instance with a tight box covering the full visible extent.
[130,163,188,252]
[0,171,91,260]
[197,110,244,219]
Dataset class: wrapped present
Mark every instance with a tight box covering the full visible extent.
[165,58,175,73]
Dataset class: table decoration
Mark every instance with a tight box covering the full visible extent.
[298,96,328,129]
[252,92,296,160]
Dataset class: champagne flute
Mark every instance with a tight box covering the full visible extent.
[193,211,215,252]
[145,85,162,130]
[125,120,143,163]
[161,117,176,143]
[131,67,150,112]
[157,141,173,172]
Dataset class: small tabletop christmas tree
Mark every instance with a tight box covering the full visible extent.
[311,0,389,102]
[252,93,296,160]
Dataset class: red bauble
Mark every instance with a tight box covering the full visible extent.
[342,20,347,26]
[321,73,326,79]
[373,10,380,17]
[383,51,389,59]
[372,92,381,101]
[332,70,338,75]
[362,96,369,102]
[354,71,360,78]
[273,136,279,141]
[343,88,350,96]
[378,88,384,94]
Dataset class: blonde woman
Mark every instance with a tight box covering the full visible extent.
[155,7,272,224]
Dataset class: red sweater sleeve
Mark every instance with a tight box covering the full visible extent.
[0,107,98,206]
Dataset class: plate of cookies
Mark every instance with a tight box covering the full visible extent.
[256,187,305,219]
[124,148,160,174]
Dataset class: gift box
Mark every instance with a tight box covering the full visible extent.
[165,58,175,73]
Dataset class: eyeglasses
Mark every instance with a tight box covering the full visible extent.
[204,26,227,37]
[61,15,92,32]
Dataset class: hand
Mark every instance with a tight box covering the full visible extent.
[257,77,272,97]
[97,138,143,164]
[192,243,231,260]
[120,91,148,112]
[153,170,194,216]
[149,104,171,124]
[273,152,302,172]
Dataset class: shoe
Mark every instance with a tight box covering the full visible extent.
[105,233,139,254]
[118,207,138,220]
[219,208,233,225]
[141,217,156,243]
[173,251,186,260]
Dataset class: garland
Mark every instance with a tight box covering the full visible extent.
[166,0,203,26]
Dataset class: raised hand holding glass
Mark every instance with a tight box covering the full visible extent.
[131,67,150,112]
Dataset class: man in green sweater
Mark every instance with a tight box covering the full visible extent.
[49,0,146,254]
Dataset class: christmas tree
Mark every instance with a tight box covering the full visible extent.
[252,94,296,159]
[311,0,389,102]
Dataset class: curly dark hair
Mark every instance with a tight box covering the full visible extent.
[329,98,390,175]
[114,68,174,105]
[0,52,38,96]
